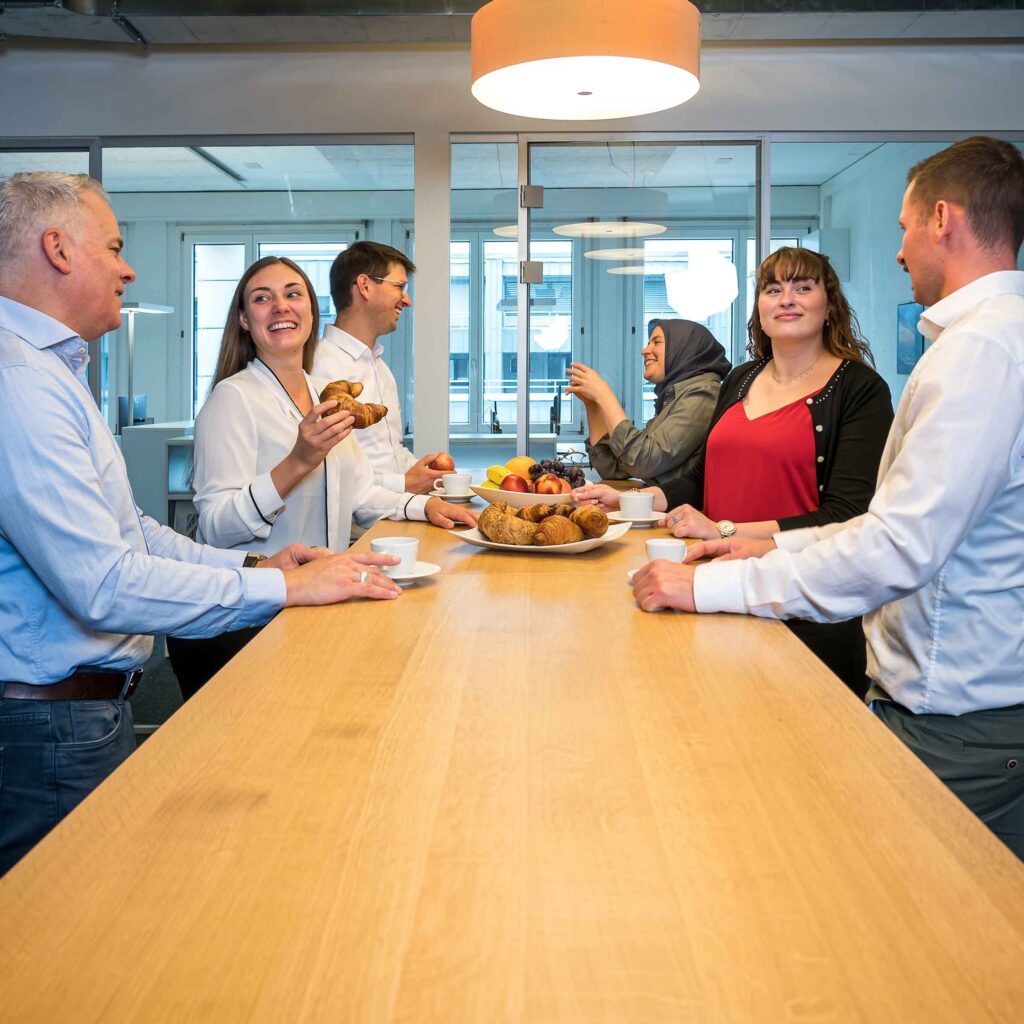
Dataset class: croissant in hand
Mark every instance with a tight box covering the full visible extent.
[320,380,388,429]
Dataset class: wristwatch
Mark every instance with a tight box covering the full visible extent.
[242,552,268,568]
[716,519,737,539]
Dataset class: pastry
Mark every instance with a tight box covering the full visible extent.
[516,503,560,524]
[320,380,388,429]
[478,502,539,545]
[568,505,608,538]
[533,515,584,546]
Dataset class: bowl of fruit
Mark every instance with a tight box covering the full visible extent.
[471,456,587,509]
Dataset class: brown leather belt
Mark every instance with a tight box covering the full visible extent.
[0,669,142,701]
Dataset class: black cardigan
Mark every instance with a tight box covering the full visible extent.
[660,357,894,531]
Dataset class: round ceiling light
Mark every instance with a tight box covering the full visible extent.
[471,0,701,121]
[492,225,518,238]
[553,222,666,239]
[584,247,646,261]
[608,266,648,275]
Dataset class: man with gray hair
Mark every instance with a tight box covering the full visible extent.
[0,172,402,874]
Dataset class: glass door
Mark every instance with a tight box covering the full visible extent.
[523,139,761,467]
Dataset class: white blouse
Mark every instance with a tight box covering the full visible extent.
[193,360,429,554]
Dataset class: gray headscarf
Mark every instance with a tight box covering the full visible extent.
[648,319,731,415]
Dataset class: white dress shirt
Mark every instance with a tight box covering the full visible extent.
[694,271,1024,716]
[313,324,418,493]
[193,359,428,554]
[0,297,284,685]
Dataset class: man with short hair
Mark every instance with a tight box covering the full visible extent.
[0,172,401,874]
[313,240,448,495]
[633,136,1024,857]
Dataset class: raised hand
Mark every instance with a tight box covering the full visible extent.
[404,453,450,494]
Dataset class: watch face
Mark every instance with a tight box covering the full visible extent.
[718,519,737,537]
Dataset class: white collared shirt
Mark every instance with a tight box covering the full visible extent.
[193,360,428,554]
[313,324,418,493]
[694,271,1024,716]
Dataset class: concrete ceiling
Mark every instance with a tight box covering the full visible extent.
[1,1,1022,46]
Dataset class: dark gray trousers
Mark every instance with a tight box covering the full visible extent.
[870,694,1024,860]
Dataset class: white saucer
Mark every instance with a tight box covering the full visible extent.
[387,561,441,586]
[608,511,663,527]
[429,489,475,503]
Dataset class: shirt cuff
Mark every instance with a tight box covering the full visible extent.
[692,560,748,615]
[773,527,816,553]
[403,494,431,521]
[382,471,406,494]
[249,471,286,524]
[237,566,287,625]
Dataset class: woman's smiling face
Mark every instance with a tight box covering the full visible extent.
[239,262,314,362]
[641,325,667,383]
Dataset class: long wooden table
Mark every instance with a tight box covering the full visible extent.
[3,517,1024,1021]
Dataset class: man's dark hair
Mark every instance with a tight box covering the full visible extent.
[329,240,416,312]
[907,136,1024,255]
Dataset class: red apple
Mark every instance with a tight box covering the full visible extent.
[500,473,530,492]
[428,452,455,472]
[534,472,563,496]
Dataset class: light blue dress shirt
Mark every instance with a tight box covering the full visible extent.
[0,296,286,686]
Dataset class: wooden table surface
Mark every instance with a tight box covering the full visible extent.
[3,515,1024,1022]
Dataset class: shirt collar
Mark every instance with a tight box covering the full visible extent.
[322,322,383,360]
[918,271,1024,341]
[0,295,81,350]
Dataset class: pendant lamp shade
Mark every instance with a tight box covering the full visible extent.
[471,0,701,121]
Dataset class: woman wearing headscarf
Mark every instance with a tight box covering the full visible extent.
[567,319,730,492]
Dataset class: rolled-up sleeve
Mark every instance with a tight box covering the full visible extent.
[193,382,287,548]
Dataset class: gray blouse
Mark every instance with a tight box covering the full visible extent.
[586,372,721,490]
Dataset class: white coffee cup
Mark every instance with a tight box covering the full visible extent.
[646,538,687,563]
[371,536,419,577]
[440,472,472,496]
[620,490,655,518]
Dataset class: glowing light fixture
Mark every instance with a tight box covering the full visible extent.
[664,248,738,321]
[553,221,666,239]
[471,0,701,121]
[608,266,648,276]
[492,224,518,238]
[584,247,646,261]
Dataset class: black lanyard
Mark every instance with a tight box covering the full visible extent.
[255,358,330,548]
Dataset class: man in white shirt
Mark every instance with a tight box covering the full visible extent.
[0,172,402,874]
[313,241,448,495]
[632,137,1024,858]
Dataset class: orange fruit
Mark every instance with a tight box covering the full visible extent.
[506,455,536,482]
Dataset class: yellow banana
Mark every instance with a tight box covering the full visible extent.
[486,464,511,485]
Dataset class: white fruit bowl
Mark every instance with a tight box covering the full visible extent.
[469,485,574,509]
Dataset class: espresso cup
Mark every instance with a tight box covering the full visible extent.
[619,490,655,518]
[440,472,472,496]
[370,536,419,577]
[646,538,687,563]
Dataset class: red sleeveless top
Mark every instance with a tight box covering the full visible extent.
[703,390,821,523]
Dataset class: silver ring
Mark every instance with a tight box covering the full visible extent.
[359,571,369,584]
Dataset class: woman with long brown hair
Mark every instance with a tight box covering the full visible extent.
[573,247,893,692]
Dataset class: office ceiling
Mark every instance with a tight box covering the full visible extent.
[1,0,1022,46]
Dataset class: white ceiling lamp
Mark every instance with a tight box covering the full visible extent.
[492,225,518,238]
[664,248,739,321]
[553,221,666,239]
[584,247,646,261]
[608,266,648,275]
[471,0,701,121]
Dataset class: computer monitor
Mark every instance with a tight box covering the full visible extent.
[118,394,148,431]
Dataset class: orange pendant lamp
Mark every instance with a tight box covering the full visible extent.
[471,0,701,121]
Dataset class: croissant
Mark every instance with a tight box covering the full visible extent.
[516,503,560,524]
[568,505,608,538]
[320,380,388,429]
[533,515,584,546]
[478,502,539,545]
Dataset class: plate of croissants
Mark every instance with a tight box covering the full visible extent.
[459,501,630,554]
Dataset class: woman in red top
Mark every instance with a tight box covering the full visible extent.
[575,248,893,692]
